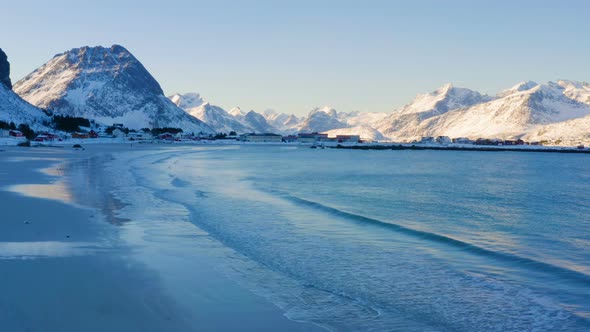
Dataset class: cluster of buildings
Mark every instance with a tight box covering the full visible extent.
[0,129,25,138]
[417,136,544,146]
[2,126,363,145]
[239,132,361,143]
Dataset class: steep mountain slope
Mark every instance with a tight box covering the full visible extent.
[338,111,388,128]
[0,48,50,129]
[556,80,590,104]
[169,92,205,109]
[297,107,348,133]
[262,109,288,127]
[262,109,302,133]
[523,114,590,146]
[0,48,12,90]
[242,110,277,133]
[169,93,252,133]
[229,107,247,119]
[283,114,302,129]
[324,126,385,141]
[415,81,590,140]
[14,45,212,133]
[497,80,539,98]
[376,84,492,140]
[0,84,51,130]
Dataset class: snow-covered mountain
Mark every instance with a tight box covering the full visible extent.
[293,106,386,140]
[338,111,388,128]
[412,81,590,141]
[283,114,302,129]
[168,95,280,133]
[262,109,302,133]
[13,45,213,133]
[169,93,251,133]
[303,80,590,145]
[375,83,493,140]
[324,126,385,141]
[297,106,348,133]
[523,114,590,146]
[229,107,247,119]
[262,109,302,132]
[242,110,277,133]
[169,92,205,109]
[262,109,288,127]
[0,48,50,130]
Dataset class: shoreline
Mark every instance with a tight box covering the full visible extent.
[0,146,194,331]
[0,145,325,332]
[331,143,590,154]
[4,133,590,156]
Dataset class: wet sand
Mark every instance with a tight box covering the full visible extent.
[0,145,323,332]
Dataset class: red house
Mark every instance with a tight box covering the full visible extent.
[9,130,23,137]
[158,133,174,140]
[34,134,51,142]
[89,130,98,138]
[72,133,89,139]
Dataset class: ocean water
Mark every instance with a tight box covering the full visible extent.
[98,145,590,331]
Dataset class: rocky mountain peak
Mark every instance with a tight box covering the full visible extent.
[13,45,212,132]
[0,48,12,90]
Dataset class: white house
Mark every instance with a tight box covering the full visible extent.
[435,136,452,144]
[297,133,328,143]
[128,131,152,140]
[240,133,283,142]
[112,128,127,138]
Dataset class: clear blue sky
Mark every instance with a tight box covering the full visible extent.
[3,0,589,115]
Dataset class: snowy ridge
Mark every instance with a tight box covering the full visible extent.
[292,106,388,140]
[229,107,247,118]
[169,92,205,109]
[375,84,493,140]
[523,115,590,145]
[242,110,277,133]
[406,81,590,142]
[0,83,50,130]
[14,45,213,133]
[263,109,302,132]
[169,93,252,133]
[0,48,50,130]
[323,126,385,141]
[497,81,539,98]
[297,106,348,133]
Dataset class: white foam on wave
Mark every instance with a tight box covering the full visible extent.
[0,241,103,259]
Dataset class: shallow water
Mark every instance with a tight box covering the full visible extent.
[102,145,590,331]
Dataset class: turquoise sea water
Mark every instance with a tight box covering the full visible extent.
[103,145,590,331]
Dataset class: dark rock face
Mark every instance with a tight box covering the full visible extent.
[0,48,12,90]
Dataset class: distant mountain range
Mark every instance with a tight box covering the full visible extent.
[168,81,590,144]
[2,44,590,145]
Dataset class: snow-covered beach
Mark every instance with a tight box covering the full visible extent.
[0,145,322,332]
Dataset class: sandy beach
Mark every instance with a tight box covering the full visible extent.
[0,144,323,332]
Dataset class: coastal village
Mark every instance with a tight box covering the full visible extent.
[1,123,582,149]
[0,126,361,144]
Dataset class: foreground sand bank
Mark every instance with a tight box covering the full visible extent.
[0,145,322,332]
